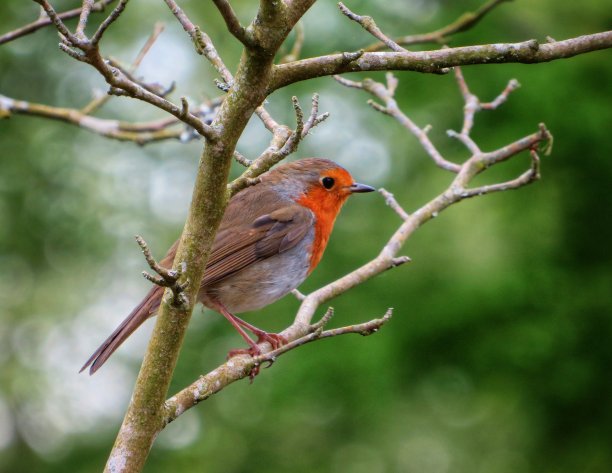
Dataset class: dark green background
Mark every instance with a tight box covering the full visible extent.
[1,1,610,472]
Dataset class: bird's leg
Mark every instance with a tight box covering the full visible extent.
[211,302,267,381]
[209,300,261,355]
[208,299,287,379]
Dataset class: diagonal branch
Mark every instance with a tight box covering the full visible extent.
[164,0,233,84]
[335,74,460,172]
[365,0,511,51]
[338,2,406,52]
[0,0,114,45]
[212,0,252,46]
[81,22,166,115]
[91,0,128,45]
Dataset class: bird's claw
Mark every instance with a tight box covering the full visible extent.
[226,331,287,382]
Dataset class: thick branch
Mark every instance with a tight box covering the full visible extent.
[271,32,612,90]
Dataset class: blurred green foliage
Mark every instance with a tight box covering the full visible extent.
[0,1,611,472]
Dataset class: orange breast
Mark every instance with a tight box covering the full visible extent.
[297,187,348,273]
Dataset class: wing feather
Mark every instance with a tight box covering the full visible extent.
[201,204,313,287]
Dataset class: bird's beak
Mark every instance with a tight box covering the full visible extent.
[348,182,376,193]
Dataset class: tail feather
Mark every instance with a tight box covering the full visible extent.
[80,286,164,375]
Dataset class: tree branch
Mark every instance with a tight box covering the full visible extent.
[227,93,329,196]
[338,2,406,52]
[164,0,233,84]
[0,0,115,45]
[163,308,393,424]
[212,0,252,46]
[334,73,460,172]
[157,70,552,426]
[0,92,222,145]
[32,0,218,141]
[271,31,612,90]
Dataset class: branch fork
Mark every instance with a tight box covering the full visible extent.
[33,0,217,141]
[227,93,329,196]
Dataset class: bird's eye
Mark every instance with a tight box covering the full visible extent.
[321,176,335,189]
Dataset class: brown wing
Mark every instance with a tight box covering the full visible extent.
[201,204,313,287]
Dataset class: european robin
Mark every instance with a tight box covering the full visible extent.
[81,158,374,374]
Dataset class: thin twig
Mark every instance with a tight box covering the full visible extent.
[32,0,80,45]
[76,0,95,38]
[481,79,520,109]
[302,93,330,136]
[336,73,461,172]
[364,0,511,51]
[0,0,114,46]
[448,66,520,149]
[135,235,189,307]
[338,2,406,52]
[132,22,165,69]
[253,308,393,364]
[233,150,252,167]
[212,0,251,46]
[227,93,330,196]
[81,22,165,115]
[163,0,233,83]
[291,288,307,301]
[91,0,129,45]
[379,188,409,221]
[0,93,186,144]
[163,309,393,424]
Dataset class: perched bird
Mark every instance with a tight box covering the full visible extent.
[81,158,375,374]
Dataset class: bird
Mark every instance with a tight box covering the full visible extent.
[80,158,375,374]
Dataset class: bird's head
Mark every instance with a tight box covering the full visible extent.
[264,158,375,216]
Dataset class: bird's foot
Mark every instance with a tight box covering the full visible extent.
[226,331,287,382]
[253,331,287,350]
